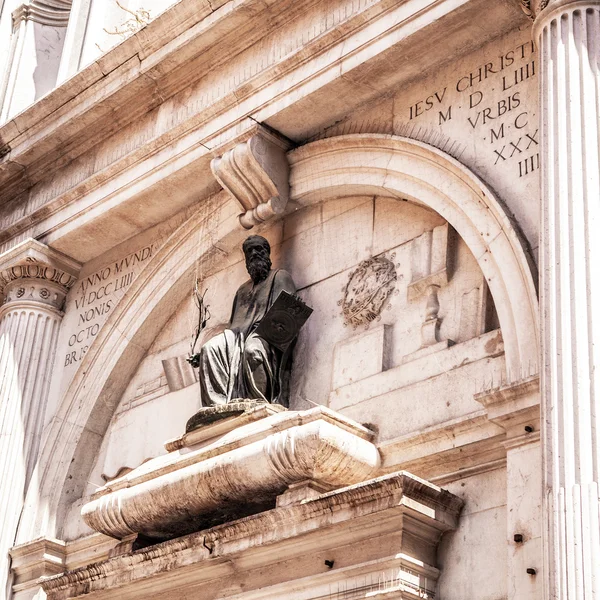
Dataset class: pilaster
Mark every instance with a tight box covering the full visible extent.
[475,376,542,600]
[534,1,600,598]
[0,239,80,600]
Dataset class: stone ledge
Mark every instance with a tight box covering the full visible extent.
[82,406,380,539]
[474,374,540,436]
[330,329,504,411]
[45,472,463,600]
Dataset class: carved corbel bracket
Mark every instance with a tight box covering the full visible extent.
[211,129,292,230]
[0,238,81,312]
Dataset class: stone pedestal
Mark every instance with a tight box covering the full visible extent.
[82,405,380,540]
[0,239,79,598]
[534,2,600,598]
[49,471,463,600]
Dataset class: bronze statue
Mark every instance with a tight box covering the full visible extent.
[190,235,304,408]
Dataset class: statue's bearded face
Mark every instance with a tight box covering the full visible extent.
[244,239,272,283]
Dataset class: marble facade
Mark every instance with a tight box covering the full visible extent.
[0,0,597,599]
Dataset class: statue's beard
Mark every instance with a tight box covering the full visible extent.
[247,257,271,283]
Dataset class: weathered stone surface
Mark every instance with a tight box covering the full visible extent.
[211,129,291,229]
[81,406,380,539]
[0,0,568,599]
[48,472,462,600]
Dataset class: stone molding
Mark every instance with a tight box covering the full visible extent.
[474,374,540,445]
[10,534,118,596]
[12,0,72,27]
[211,128,292,229]
[81,406,381,539]
[0,238,81,312]
[9,537,66,589]
[0,0,513,259]
[44,472,463,600]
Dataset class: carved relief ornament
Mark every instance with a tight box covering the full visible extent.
[339,255,398,329]
[0,239,81,311]
[518,0,551,19]
[211,128,292,230]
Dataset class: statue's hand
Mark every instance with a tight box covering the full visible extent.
[187,353,201,369]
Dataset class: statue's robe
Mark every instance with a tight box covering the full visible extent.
[199,269,296,406]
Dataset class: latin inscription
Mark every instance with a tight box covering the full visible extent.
[406,40,539,178]
[63,243,158,369]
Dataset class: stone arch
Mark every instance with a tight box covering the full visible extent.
[18,134,539,542]
[289,135,539,378]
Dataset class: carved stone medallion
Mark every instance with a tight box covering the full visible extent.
[339,256,398,329]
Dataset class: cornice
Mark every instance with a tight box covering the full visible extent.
[43,472,463,598]
[474,374,540,438]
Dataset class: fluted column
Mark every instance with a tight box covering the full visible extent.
[0,239,79,600]
[534,2,600,599]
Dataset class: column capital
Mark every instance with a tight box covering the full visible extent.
[520,0,600,24]
[0,239,81,312]
[517,0,543,20]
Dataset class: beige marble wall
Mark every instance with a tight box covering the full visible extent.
[0,3,545,596]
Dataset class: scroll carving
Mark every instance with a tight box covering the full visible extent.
[518,0,550,19]
[211,129,291,230]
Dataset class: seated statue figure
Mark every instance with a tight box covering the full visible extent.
[197,235,296,407]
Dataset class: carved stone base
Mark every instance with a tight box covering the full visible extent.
[165,401,286,452]
[83,406,380,539]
